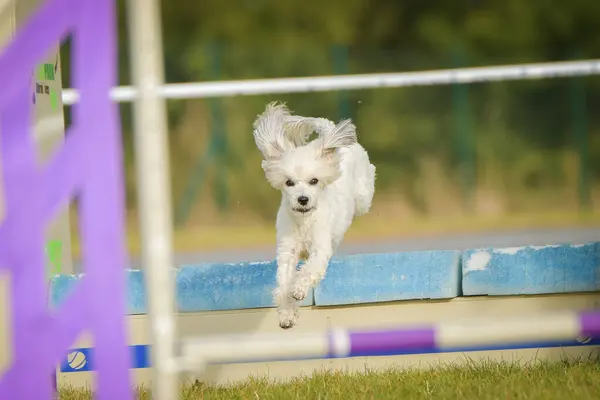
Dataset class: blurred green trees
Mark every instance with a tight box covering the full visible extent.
[63,0,600,226]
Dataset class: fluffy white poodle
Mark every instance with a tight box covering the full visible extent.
[252,102,376,329]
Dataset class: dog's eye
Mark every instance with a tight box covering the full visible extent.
[309,178,319,185]
[285,179,295,187]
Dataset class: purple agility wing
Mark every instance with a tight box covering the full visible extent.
[0,0,132,399]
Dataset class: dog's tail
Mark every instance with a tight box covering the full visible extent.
[286,117,357,153]
[283,115,316,147]
[254,102,357,157]
[253,102,331,158]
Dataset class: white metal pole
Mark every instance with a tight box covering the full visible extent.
[179,332,334,371]
[126,0,178,399]
[61,59,600,104]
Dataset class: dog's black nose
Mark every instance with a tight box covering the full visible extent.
[297,196,309,206]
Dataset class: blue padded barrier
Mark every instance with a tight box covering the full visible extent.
[314,250,462,306]
[462,242,600,296]
[50,242,600,313]
[176,261,313,311]
[50,262,314,313]
[50,270,147,314]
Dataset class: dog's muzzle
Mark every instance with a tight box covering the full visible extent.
[293,207,314,214]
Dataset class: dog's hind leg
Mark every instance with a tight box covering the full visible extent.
[274,238,300,329]
[354,151,376,216]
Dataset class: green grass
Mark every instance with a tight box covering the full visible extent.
[58,358,600,399]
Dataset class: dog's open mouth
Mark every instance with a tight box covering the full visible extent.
[293,207,314,214]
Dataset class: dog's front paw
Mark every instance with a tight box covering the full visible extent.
[279,319,295,330]
[291,277,310,301]
[278,307,298,329]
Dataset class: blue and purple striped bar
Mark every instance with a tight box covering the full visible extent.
[64,310,600,371]
[327,310,600,359]
[580,312,600,337]
[345,327,436,357]
[184,310,600,367]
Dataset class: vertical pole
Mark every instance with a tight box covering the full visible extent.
[207,41,228,213]
[331,44,351,119]
[174,41,228,227]
[173,139,214,227]
[570,77,590,212]
[126,0,178,399]
[452,48,475,212]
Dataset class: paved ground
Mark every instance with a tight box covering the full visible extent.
[148,226,600,267]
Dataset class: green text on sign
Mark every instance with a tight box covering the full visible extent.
[46,240,62,278]
[37,63,55,81]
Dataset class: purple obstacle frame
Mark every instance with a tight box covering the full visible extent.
[0,0,131,399]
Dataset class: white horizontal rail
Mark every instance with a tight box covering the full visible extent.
[61,59,600,105]
[176,310,598,372]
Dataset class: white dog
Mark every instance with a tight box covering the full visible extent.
[252,102,376,329]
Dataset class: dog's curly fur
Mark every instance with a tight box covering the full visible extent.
[252,102,376,329]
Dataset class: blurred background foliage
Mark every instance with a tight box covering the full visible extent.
[62,0,600,241]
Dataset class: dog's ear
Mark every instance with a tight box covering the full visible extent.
[261,159,286,188]
[319,118,357,156]
[253,102,296,160]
